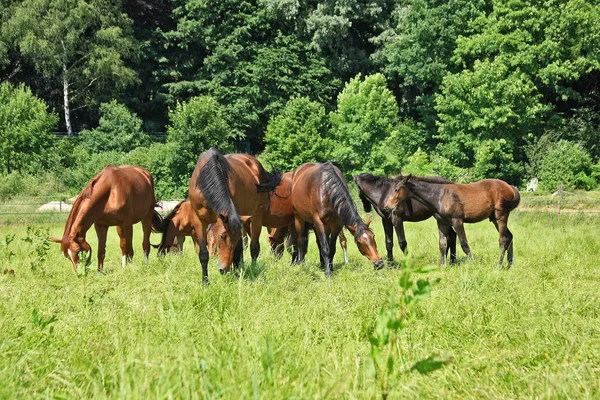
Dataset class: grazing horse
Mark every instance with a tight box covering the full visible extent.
[51,165,162,273]
[267,225,349,263]
[154,200,217,255]
[385,176,520,267]
[291,162,384,277]
[157,148,280,283]
[354,173,457,265]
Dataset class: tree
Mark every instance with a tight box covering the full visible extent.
[330,73,401,176]
[539,140,595,190]
[166,95,235,187]
[0,83,58,173]
[263,97,333,172]
[78,100,150,153]
[2,0,138,134]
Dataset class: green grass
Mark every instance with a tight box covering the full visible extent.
[1,210,600,398]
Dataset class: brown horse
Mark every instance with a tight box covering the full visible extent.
[385,176,520,267]
[157,148,280,283]
[354,173,457,265]
[267,225,349,263]
[51,165,162,273]
[291,162,383,277]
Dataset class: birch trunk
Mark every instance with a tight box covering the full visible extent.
[63,64,73,136]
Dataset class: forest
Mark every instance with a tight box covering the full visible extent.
[1,0,599,199]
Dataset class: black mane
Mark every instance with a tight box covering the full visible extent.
[323,163,370,237]
[356,173,399,188]
[405,175,453,184]
[196,148,242,234]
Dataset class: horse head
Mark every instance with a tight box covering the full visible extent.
[51,236,93,272]
[346,218,384,270]
[210,212,245,273]
[385,174,413,210]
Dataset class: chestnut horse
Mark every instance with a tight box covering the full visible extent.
[291,162,383,277]
[157,148,281,283]
[51,165,162,273]
[385,176,520,267]
[354,173,456,265]
[154,200,216,255]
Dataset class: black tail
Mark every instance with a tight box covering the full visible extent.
[358,189,372,212]
[257,170,282,193]
[151,209,163,233]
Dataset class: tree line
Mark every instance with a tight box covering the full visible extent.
[1,0,599,199]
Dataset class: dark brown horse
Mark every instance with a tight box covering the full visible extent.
[267,225,349,263]
[385,176,520,267]
[157,148,280,283]
[291,162,383,276]
[51,165,162,273]
[354,173,457,265]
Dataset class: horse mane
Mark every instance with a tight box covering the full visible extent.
[356,173,398,188]
[196,148,242,234]
[404,175,454,184]
[60,168,105,251]
[256,165,282,193]
[322,163,369,237]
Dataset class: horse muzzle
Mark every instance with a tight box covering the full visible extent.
[373,258,385,271]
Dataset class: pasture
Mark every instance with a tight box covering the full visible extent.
[1,210,599,398]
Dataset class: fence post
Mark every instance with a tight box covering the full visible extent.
[557,184,563,221]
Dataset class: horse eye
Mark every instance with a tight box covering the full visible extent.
[220,233,227,240]
[395,188,399,193]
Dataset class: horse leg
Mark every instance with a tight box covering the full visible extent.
[492,213,514,268]
[293,217,307,264]
[116,225,134,267]
[192,221,210,284]
[436,221,451,266]
[94,224,108,274]
[249,217,263,263]
[338,230,348,264]
[452,219,473,261]
[329,228,341,271]
[141,217,152,262]
[448,228,457,264]
[313,219,332,278]
[382,219,394,266]
[233,239,244,272]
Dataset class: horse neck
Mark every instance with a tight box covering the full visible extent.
[359,180,393,210]
[406,180,445,210]
[66,198,98,244]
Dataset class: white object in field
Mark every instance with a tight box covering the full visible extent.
[526,178,538,192]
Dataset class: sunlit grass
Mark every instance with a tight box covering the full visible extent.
[1,210,599,398]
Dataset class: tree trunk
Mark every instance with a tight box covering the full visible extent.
[63,64,73,136]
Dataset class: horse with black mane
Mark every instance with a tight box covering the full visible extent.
[385,175,520,267]
[51,165,162,273]
[157,148,281,283]
[354,173,457,265]
[291,162,383,277]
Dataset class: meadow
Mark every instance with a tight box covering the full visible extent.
[1,209,599,399]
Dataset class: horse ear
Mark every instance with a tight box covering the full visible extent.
[365,217,372,227]
[346,224,357,235]
[81,241,91,251]
[50,237,61,243]
[240,215,252,223]
[218,211,229,222]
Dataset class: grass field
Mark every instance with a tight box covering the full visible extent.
[1,210,600,399]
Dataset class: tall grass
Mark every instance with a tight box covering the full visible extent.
[1,211,599,398]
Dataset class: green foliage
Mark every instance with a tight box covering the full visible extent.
[166,95,234,188]
[0,172,67,200]
[0,83,58,173]
[471,139,523,182]
[21,226,51,271]
[78,101,150,153]
[368,257,449,399]
[402,149,464,182]
[0,233,16,261]
[62,150,126,191]
[2,0,138,130]
[539,140,595,191]
[331,73,401,176]
[263,97,333,171]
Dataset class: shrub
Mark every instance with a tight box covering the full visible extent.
[539,140,594,191]
[78,100,150,153]
[402,149,463,181]
[471,139,522,182]
[0,83,59,174]
[263,97,333,171]
[61,150,126,190]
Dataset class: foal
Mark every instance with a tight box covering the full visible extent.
[386,176,520,267]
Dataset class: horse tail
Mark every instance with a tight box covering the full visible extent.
[501,185,521,211]
[358,189,372,212]
[151,209,164,233]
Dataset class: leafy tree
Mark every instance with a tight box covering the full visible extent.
[330,73,401,176]
[539,140,595,191]
[125,142,184,198]
[166,95,235,187]
[263,97,333,172]
[78,100,150,153]
[435,59,549,180]
[0,83,58,173]
[2,0,138,134]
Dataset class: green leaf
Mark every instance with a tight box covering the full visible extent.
[411,354,452,375]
